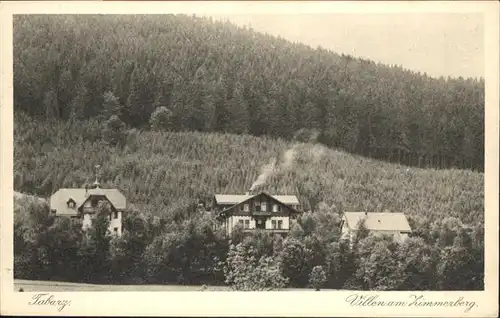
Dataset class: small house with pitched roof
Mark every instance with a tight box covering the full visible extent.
[340,212,412,242]
[49,167,126,236]
[214,192,301,236]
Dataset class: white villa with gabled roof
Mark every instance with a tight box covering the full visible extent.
[340,211,412,242]
[49,166,126,236]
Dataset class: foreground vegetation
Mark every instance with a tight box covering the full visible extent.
[14,14,484,171]
[14,192,483,291]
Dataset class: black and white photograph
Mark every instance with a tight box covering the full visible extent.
[1,1,498,317]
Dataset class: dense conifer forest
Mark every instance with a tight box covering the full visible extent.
[13,14,484,291]
[14,14,484,171]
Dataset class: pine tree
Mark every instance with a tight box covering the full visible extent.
[101,91,123,120]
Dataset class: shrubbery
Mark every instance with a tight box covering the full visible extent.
[14,195,483,290]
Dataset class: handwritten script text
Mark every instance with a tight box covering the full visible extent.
[346,294,477,313]
[28,293,72,312]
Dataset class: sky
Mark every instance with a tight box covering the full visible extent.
[208,13,484,79]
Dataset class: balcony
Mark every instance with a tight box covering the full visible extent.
[251,210,272,216]
[242,228,289,234]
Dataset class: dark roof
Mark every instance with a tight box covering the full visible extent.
[214,194,299,205]
[217,191,300,218]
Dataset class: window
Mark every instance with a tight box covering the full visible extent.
[261,202,267,212]
[243,204,250,212]
[272,220,277,229]
[114,227,118,235]
[244,220,250,229]
[273,204,280,212]
[238,220,244,227]
[113,211,118,219]
[277,220,283,229]
[255,205,261,212]
[67,199,75,208]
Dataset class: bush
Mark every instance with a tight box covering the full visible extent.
[223,243,288,291]
[309,265,327,291]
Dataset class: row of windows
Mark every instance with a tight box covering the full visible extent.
[238,219,284,229]
[240,203,281,212]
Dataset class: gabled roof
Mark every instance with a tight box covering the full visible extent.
[214,194,252,205]
[216,192,300,218]
[50,188,126,216]
[343,212,412,232]
[214,193,299,206]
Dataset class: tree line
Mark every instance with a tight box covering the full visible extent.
[14,195,483,290]
[13,14,484,171]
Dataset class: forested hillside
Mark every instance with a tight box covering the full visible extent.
[14,111,483,226]
[13,14,484,171]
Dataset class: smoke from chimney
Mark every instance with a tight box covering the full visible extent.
[247,141,327,193]
[281,145,298,170]
[249,144,299,192]
[249,158,277,191]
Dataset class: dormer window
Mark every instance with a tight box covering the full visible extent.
[67,198,76,209]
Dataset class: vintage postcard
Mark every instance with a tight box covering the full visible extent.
[0,1,498,317]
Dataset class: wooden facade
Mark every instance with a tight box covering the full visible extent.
[215,192,300,236]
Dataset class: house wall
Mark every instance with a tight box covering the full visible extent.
[81,210,123,237]
[340,215,351,240]
[265,216,290,229]
[83,213,93,230]
[225,215,254,235]
[340,226,409,243]
[109,211,123,236]
[223,215,291,235]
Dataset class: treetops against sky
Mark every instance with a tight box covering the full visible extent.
[208,13,484,79]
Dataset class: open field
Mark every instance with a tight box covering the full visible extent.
[14,279,231,292]
[14,279,333,292]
